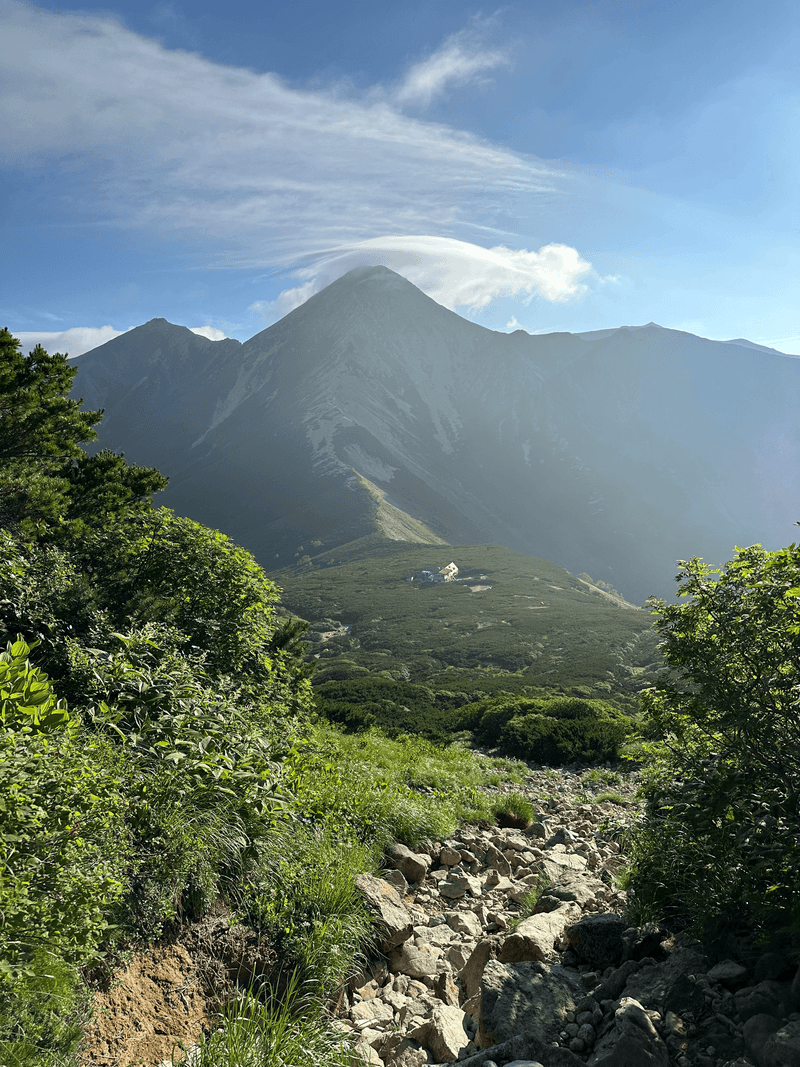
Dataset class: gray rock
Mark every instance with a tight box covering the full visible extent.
[498,904,581,964]
[708,960,751,990]
[384,869,410,894]
[664,972,706,1018]
[591,958,644,1003]
[459,940,494,1001]
[411,1004,470,1062]
[588,996,670,1067]
[446,911,482,938]
[762,1019,800,1067]
[735,981,788,1023]
[439,877,469,900]
[356,874,414,950]
[565,913,626,968]
[388,940,440,978]
[540,869,605,909]
[477,958,581,1047]
[389,843,432,884]
[380,1036,428,1066]
[431,1032,582,1067]
[742,1013,782,1065]
[432,971,461,1008]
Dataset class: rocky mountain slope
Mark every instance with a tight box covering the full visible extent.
[71,267,800,602]
[79,766,798,1067]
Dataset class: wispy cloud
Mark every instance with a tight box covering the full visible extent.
[1,1,553,263]
[14,326,129,358]
[1,1,597,333]
[394,22,510,108]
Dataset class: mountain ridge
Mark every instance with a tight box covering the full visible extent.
[71,266,800,602]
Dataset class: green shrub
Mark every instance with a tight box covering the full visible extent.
[466,694,631,764]
[499,711,627,764]
[626,542,800,943]
[0,950,89,1067]
[0,639,129,976]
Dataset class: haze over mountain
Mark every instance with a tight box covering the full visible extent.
[71,266,800,603]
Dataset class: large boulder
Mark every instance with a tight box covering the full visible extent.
[477,959,581,1048]
[388,844,432,884]
[356,874,414,951]
[564,913,626,968]
[388,940,441,978]
[498,903,581,964]
[411,1004,470,1063]
[459,940,494,1002]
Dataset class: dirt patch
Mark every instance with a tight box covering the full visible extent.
[80,906,276,1067]
[80,941,208,1067]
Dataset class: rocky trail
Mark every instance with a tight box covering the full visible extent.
[79,766,800,1067]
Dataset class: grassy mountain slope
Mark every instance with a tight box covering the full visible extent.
[271,543,661,723]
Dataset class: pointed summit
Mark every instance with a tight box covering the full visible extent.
[72,270,800,601]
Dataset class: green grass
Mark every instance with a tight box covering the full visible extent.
[593,790,633,806]
[285,723,530,849]
[193,971,354,1067]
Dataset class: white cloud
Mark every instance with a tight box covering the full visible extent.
[263,236,593,321]
[13,326,129,358]
[189,325,227,340]
[505,316,524,332]
[394,25,509,108]
[249,281,318,325]
[0,1,556,268]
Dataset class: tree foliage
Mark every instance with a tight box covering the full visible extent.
[627,540,800,942]
[0,328,166,539]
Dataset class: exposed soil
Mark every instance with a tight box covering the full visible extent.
[79,901,276,1067]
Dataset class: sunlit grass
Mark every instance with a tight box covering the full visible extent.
[193,972,354,1067]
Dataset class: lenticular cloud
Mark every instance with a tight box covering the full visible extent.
[278,236,593,315]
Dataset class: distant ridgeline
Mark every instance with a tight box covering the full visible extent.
[71,265,800,605]
[272,541,662,759]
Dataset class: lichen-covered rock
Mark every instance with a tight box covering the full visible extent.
[564,912,626,968]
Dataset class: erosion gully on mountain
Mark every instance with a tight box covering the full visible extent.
[79,763,800,1067]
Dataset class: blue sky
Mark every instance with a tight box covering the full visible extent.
[2,0,799,355]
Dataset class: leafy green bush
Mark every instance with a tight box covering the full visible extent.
[626,542,800,943]
[500,711,627,764]
[0,639,129,977]
[466,695,631,764]
[0,950,89,1067]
